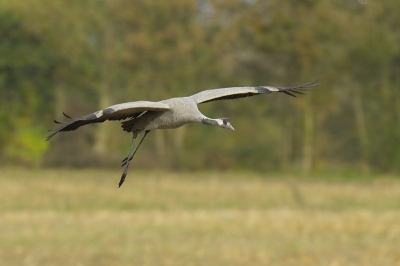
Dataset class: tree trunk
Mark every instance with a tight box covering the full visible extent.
[93,0,114,155]
[54,81,66,121]
[154,130,167,166]
[281,117,293,169]
[172,126,185,169]
[352,85,370,174]
[302,100,313,175]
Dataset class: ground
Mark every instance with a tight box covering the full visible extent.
[1,169,400,266]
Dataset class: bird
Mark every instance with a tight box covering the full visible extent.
[47,79,319,187]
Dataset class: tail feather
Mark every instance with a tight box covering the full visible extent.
[121,118,136,132]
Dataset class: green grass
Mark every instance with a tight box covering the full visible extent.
[1,169,400,265]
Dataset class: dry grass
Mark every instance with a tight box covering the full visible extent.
[1,169,400,266]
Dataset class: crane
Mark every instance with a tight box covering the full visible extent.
[47,79,319,187]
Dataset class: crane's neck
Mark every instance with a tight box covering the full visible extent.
[200,116,235,131]
[201,117,220,127]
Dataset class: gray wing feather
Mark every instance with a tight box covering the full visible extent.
[47,101,170,140]
[191,79,319,104]
[191,86,261,104]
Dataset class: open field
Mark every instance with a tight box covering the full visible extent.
[1,169,400,266]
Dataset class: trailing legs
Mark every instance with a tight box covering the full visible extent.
[118,130,150,187]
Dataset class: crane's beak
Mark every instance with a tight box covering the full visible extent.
[227,122,235,131]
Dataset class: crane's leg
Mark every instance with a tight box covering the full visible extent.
[119,133,137,187]
[121,130,150,166]
[118,130,150,187]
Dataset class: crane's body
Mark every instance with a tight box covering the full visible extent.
[133,97,204,131]
[48,80,319,186]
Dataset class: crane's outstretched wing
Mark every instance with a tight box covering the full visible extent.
[191,79,319,104]
[47,101,170,140]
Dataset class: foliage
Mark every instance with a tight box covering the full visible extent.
[5,121,48,166]
[0,0,399,173]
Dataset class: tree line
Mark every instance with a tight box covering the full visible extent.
[0,0,399,174]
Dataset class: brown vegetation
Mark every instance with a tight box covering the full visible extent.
[1,169,400,265]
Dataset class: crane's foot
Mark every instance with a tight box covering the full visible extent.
[119,154,133,187]
[121,155,134,167]
[121,156,128,167]
[118,170,128,187]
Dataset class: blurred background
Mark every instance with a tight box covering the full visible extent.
[1,0,399,174]
[1,1,400,265]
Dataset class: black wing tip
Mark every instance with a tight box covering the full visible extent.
[63,112,73,119]
[47,112,70,141]
[304,79,320,88]
[277,78,320,97]
[291,90,306,95]
[282,91,297,97]
[290,79,320,89]
[46,132,57,141]
[307,78,319,84]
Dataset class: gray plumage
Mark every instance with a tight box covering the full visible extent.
[48,79,319,186]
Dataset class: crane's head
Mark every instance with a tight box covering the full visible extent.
[218,118,235,131]
[201,117,235,130]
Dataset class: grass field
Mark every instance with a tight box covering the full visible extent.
[1,169,400,266]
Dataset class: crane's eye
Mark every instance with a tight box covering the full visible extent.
[222,118,230,125]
